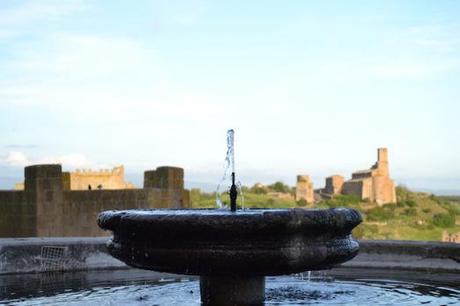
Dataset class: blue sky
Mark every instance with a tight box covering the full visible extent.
[0,1,459,193]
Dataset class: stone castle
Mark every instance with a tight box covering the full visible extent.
[65,166,135,190]
[15,165,135,190]
[0,164,190,237]
[296,148,396,205]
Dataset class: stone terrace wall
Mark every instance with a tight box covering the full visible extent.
[1,238,459,275]
[0,191,36,237]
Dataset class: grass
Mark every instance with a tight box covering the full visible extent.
[190,184,460,242]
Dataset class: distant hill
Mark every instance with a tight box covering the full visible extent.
[191,185,460,242]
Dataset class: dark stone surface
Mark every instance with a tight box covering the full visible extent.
[98,208,362,276]
[200,275,264,306]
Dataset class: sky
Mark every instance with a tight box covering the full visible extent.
[0,0,459,193]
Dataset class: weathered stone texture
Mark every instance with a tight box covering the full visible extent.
[68,166,134,190]
[144,166,184,190]
[15,165,134,191]
[325,175,344,195]
[342,148,396,205]
[295,175,314,203]
[442,231,460,243]
[0,164,190,237]
[0,191,36,237]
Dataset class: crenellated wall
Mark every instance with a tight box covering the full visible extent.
[0,164,190,238]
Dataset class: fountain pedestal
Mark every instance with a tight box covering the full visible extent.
[200,276,264,306]
[98,208,361,306]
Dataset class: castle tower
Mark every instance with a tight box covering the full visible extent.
[295,175,314,204]
[144,166,184,190]
[343,147,396,205]
[376,147,389,177]
[325,175,344,195]
[25,164,64,236]
[144,166,189,208]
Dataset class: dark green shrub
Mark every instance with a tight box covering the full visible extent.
[432,213,455,228]
[403,207,417,216]
[397,199,416,208]
[269,181,291,193]
[296,199,307,207]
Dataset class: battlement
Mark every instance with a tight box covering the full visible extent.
[67,165,132,190]
[144,166,184,190]
[74,166,124,177]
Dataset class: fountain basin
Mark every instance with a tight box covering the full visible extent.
[98,208,361,275]
[98,208,361,305]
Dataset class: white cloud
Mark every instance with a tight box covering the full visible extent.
[0,32,231,123]
[405,24,460,53]
[4,151,31,167]
[0,0,88,40]
[37,153,93,169]
[1,151,110,170]
[9,34,156,79]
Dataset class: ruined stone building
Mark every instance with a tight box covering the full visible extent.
[295,175,314,204]
[0,164,190,237]
[300,148,396,205]
[341,148,396,205]
[442,231,460,243]
[325,175,344,195]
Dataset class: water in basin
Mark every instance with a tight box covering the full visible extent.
[3,272,459,305]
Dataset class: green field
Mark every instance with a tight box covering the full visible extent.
[190,184,460,241]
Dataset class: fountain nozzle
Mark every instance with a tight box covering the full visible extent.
[230,172,237,212]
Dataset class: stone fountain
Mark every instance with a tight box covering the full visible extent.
[98,130,362,305]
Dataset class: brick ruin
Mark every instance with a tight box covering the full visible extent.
[295,175,314,204]
[341,148,396,205]
[296,148,397,205]
[442,231,460,243]
[325,175,344,195]
[0,164,190,237]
